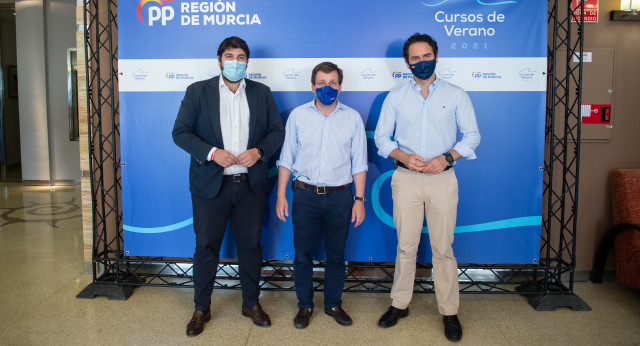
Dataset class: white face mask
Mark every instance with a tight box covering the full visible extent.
[222,60,246,82]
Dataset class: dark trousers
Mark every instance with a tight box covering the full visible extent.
[191,177,266,312]
[292,187,352,310]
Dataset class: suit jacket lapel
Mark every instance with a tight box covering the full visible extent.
[206,76,223,147]
[246,79,258,147]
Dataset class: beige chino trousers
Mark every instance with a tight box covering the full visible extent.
[390,167,460,316]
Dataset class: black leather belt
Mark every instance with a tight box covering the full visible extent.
[223,173,248,183]
[396,161,451,172]
[296,181,350,194]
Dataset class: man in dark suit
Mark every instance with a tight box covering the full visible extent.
[172,36,285,337]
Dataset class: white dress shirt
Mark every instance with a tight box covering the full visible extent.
[208,77,250,175]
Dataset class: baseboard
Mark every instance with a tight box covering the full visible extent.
[54,180,81,186]
[22,180,51,186]
[21,180,81,186]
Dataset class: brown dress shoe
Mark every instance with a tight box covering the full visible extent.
[186,309,211,336]
[242,303,272,327]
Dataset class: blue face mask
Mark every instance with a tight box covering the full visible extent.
[315,85,339,106]
[409,59,436,80]
[222,60,246,82]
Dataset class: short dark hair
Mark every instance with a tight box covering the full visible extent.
[402,33,438,63]
[217,36,250,60]
[311,61,343,85]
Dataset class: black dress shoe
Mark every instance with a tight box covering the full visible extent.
[378,306,409,328]
[324,305,353,326]
[443,315,463,342]
[186,309,211,336]
[242,303,272,327]
[294,308,313,329]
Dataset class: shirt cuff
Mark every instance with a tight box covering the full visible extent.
[206,147,218,161]
[276,160,293,171]
[453,142,477,160]
[351,165,369,176]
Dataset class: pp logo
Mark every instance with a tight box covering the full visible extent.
[166,72,176,79]
[137,0,176,26]
[392,72,403,79]
[472,72,482,79]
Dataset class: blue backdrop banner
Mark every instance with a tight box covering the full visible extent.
[118,0,547,263]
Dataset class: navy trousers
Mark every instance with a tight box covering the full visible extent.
[292,187,352,309]
[191,176,266,312]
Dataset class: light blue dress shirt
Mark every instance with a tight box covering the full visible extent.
[277,100,368,186]
[374,77,480,162]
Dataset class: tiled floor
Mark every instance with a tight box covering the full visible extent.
[1,182,639,345]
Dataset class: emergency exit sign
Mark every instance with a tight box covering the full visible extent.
[571,0,599,23]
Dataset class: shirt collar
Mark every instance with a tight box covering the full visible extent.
[410,75,439,93]
[219,75,246,92]
[305,98,345,114]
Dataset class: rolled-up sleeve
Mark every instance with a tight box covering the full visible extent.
[374,94,398,159]
[453,91,481,160]
[276,112,297,171]
[350,113,369,175]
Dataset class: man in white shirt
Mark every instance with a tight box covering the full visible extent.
[173,36,285,336]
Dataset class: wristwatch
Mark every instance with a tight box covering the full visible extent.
[443,152,454,170]
[255,147,265,161]
[355,196,367,202]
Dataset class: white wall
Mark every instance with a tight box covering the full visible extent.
[46,0,79,182]
[15,0,50,182]
[15,0,79,183]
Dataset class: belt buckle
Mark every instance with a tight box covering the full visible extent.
[232,174,242,183]
[316,186,326,194]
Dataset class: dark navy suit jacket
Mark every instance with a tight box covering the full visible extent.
[172,76,285,198]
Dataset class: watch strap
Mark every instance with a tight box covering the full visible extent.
[256,147,265,161]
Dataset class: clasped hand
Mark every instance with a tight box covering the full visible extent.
[403,154,448,174]
[214,148,260,168]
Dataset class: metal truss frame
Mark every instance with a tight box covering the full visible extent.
[77,0,590,311]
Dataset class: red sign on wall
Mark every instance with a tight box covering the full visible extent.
[581,104,611,124]
[571,0,599,23]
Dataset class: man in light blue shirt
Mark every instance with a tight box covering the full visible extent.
[374,33,480,342]
[276,62,368,329]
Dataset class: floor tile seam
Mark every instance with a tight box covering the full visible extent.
[243,324,253,346]
[56,259,86,271]
[497,326,515,346]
